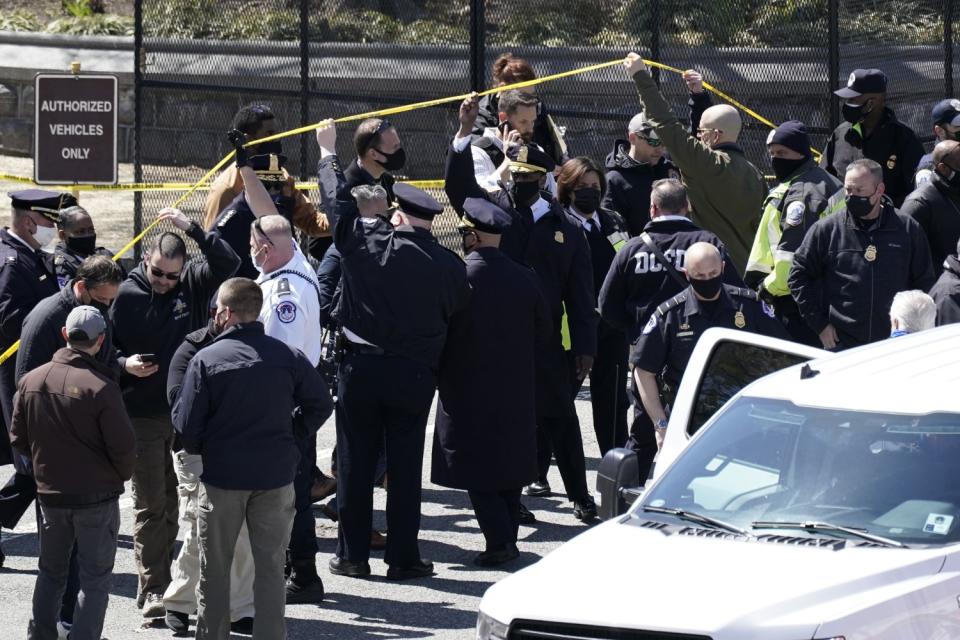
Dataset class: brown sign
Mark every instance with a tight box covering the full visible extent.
[34,73,118,185]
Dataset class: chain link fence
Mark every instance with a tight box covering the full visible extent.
[133,0,958,256]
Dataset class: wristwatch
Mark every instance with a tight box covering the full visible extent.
[655,418,668,431]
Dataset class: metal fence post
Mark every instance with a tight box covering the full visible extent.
[828,0,840,132]
[947,0,955,97]
[299,0,309,181]
[133,0,143,258]
[470,0,486,92]
[649,0,661,86]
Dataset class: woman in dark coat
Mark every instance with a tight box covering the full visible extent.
[431,198,551,566]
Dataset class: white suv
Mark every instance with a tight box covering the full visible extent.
[477,326,960,640]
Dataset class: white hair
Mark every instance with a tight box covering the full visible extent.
[889,290,936,333]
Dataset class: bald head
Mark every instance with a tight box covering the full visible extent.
[700,105,742,146]
[932,139,960,168]
[250,214,294,273]
[685,242,723,278]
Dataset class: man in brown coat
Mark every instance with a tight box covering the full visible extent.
[10,305,135,640]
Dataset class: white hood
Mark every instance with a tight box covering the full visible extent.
[481,518,950,639]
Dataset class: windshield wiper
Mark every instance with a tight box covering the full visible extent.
[751,520,906,548]
[642,505,753,537]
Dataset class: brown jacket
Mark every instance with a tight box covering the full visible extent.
[202,164,331,237]
[10,347,135,497]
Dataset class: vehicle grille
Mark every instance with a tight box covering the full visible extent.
[508,620,712,640]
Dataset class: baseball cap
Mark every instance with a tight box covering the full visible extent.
[932,99,960,127]
[834,69,887,99]
[65,305,107,342]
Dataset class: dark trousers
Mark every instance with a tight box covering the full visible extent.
[29,500,120,640]
[573,328,629,456]
[773,294,820,347]
[625,371,658,485]
[336,352,435,566]
[468,489,522,550]
[534,413,590,503]
[288,432,318,567]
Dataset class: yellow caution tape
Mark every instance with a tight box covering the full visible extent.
[0,57,804,366]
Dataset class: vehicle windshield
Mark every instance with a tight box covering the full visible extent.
[642,397,960,546]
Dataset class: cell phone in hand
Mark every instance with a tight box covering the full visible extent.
[139,354,158,364]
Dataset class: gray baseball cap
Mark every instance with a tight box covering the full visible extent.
[66,305,106,342]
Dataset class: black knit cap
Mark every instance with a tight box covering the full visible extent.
[766,120,812,159]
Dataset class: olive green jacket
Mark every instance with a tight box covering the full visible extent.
[631,71,767,272]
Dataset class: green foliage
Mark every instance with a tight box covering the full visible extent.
[488,0,609,47]
[46,14,134,36]
[0,9,41,32]
[63,0,96,19]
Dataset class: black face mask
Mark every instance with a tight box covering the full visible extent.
[374,147,406,172]
[573,187,602,214]
[845,193,876,219]
[512,181,541,207]
[66,234,97,256]
[842,100,872,125]
[256,139,283,155]
[688,274,723,299]
[771,157,807,182]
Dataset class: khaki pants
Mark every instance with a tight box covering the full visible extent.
[130,415,179,596]
[196,482,295,640]
[163,451,254,621]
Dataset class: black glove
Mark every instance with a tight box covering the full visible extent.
[228,129,249,168]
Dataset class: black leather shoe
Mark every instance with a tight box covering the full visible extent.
[286,571,325,604]
[328,556,371,578]
[474,544,520,567]
[386,559,434,581]
[573,496,598,522]
[230,617,254,635]
[524,481,551,497]
[518,502,537,524]
[164,610,190,635]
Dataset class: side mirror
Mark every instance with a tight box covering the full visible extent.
[597,447,640,520]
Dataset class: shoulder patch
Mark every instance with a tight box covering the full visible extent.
[277,277,291,296]
[785,200,805,227]
[761,300,776,318]
[915,168,933,188]
[642,314,658,335]
[276,300,297,324]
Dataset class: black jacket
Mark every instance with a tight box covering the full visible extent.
[432,247,550,491]
[899,172,960,278]
[0,228,58,465]
[110,223,240,417]
[316,244,342,328]
[17,283,124,384]
[53,244,119,289]
[821,108,924,207]
[602,140,679,236]
[307,158,396,261]
[789,200,935,348]
[319,155,470,370]
[166,323,217,407]
[173,322,331,491]
[599,216,744,341]
[930,255,960,326]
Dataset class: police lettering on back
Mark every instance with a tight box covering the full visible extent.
[632,247,685,274]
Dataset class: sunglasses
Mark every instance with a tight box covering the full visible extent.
[638,134,663,148]
[148,264,181,281]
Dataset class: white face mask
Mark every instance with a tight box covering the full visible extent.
[32,224,58,252]
[250,250,265,274]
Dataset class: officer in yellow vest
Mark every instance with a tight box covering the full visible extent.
[745,121,841,346]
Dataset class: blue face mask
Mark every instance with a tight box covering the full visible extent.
[890,329,910,338]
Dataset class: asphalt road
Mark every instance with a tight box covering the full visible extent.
[0,391,606,640]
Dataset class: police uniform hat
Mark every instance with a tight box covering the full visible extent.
[249,153,287,185]
[834,69,887,99]
[932,99,960,128]
[394,183,443,220]
[459,198,511,235]
[507,144,556,175]
[766,120,812,159]
[9,189,77,223]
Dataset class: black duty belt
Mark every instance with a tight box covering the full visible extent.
[344,341,386,356]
